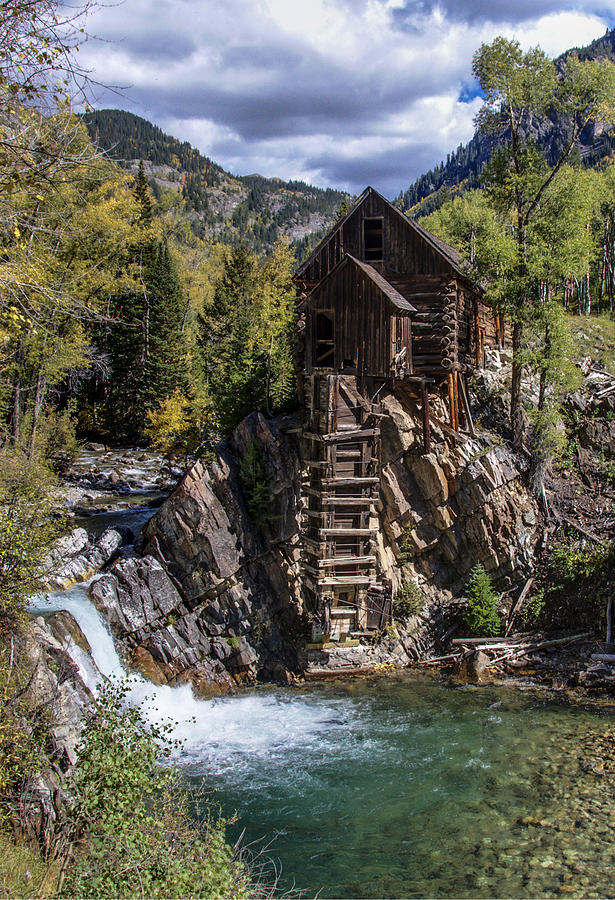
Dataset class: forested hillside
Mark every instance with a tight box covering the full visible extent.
[82,109,347,257]
[397,28,615,217]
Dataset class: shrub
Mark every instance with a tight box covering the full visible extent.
[394,576,424,619]
[464,564,501,636]
[539,541,615,632]
[521,589,546,624]
[0,451,64,637]
[238,437,275,529]
[145,389,194,462]
[34,409,79,473]
[62,680,248,899]
[0,638,49,820]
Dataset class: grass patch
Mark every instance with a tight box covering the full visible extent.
[568,311,615,374]
[0,830,59,898]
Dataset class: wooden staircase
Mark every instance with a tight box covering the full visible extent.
[301,374,391,643]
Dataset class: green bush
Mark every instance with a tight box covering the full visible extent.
[521,590,545,624]
[0,451,64,637]
[540,541,615,632]
[464,564,501,636]
[0,637,49,818]
[238,437,275,529]
[62,680,248,899]
[34,409,79,473]
[394,576,424,619]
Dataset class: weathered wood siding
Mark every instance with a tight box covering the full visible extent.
[299,192,454,288]
[306,261,412,378]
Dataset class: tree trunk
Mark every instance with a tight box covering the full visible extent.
[510,319,524,450]
[27,373,46,459]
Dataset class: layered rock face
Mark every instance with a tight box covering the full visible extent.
[91,413,306,693]
[89,392,540,687]
[16,615,94,850]
[378,391,537,598]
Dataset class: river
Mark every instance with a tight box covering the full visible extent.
[31,464,615,899]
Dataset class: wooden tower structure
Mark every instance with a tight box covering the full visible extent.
[293,187,501,644]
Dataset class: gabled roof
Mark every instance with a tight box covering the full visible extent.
[294,185,467,281]
[307,253,416,314]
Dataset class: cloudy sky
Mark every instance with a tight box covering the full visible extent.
[79,0,615,197]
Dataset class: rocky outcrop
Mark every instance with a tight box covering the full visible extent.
[15,615,94,850]
[90,413,305,693]
[87,393,541,687]
[43,526,130,590]
[377,391,538,601]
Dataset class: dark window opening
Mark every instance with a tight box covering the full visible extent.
[363,217,384,262]
[315,311,335,367]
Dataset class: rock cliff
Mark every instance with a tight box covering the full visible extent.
[88,389,540,689]
[91,413,306,693]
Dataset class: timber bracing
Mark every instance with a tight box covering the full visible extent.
[300,374,391,641]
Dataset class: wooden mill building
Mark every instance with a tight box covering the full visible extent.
[293,186,501,643]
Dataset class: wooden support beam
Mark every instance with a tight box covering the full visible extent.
[301,534,326,549]
[319,528,376,537]
[319,555,377,567]
[321,497,374,507]
[323,476,379,487]
[318,576,375,586]
[322,428,379,443]
[458,373,476,438]
[421,377,431,455]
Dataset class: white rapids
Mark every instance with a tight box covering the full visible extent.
[30,583,360,775]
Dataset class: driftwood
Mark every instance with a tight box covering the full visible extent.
[505,578,534,636]
[489,632,592,666]
[451,635,529,646]
[414,653,460,666]
[560,515,604,545]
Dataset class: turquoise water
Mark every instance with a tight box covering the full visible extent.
[182,674,615,899]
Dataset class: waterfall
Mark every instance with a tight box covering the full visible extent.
[30,583,356,770]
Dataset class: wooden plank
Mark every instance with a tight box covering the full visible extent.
[319,528,376,536]
[320,428,379,443]
[458,373,476,438]
[451,636,529,646]
[319,555,377,567]
[421,377,431,454]
[505,578,534,635]
[318,576,375,586]
[301,536,326,553]
[321,497,373,507]
[323,476,379,487]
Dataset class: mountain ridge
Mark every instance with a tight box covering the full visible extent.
[397,28,615,218]
[82,108,348,258]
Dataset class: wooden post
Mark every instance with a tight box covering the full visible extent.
[421,378,431,454]
[458,374,476,438]
[448,373,455,429]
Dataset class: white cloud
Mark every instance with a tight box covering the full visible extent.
[78,0,611,195]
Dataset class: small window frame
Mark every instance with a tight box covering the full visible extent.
[314,309,335,369]
[362,216,384,262]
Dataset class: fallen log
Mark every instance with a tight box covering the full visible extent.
[451,635,530,646]
[415,653,461,666]
[505,578,534,636]
[560,516,604,545]
[590,654,615,663]
[490,632,592,666]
